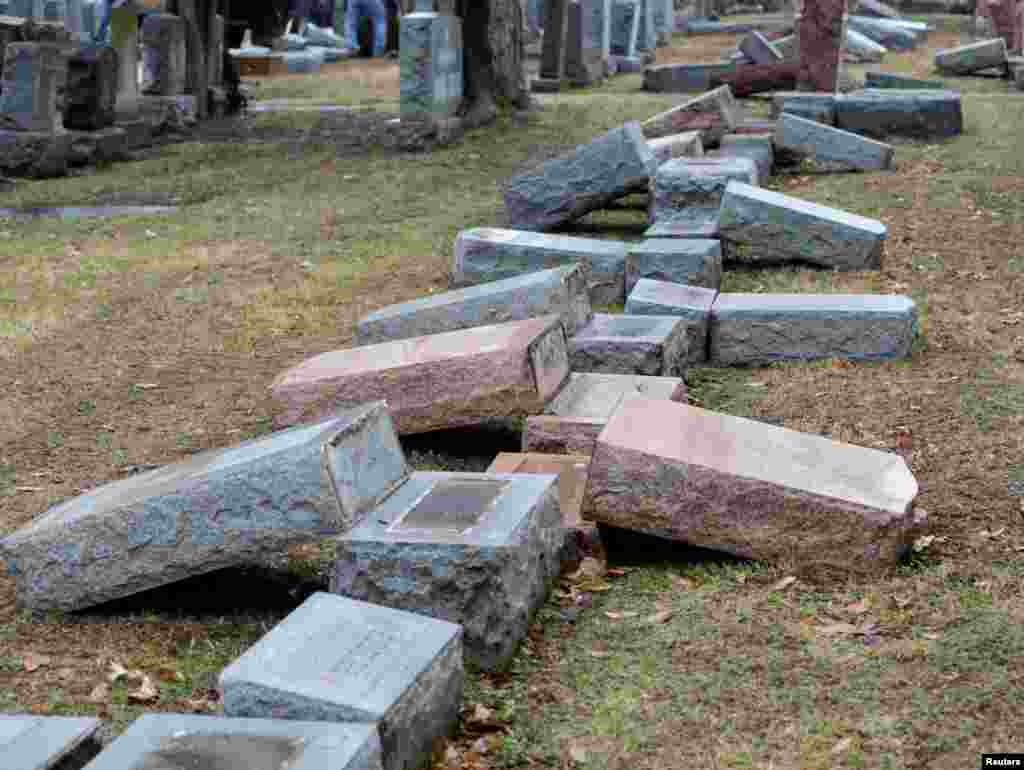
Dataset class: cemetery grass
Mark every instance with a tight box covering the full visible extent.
[0,26,1022,768]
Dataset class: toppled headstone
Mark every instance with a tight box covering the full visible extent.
[399,4,463,127]
[356,265,592,346]
[774,112,895,171]
[647,130,704,163]
[522,372,686,454]
[854,0,901,19]
[63,44,117,131]
[504,121,658,233]
[934,38,1007,74]
[0,404,403,612]
[1,715,100,770]
[643,210,719,239]
[710,61,799,96]
[582,397,924,575]
[845,27,887,62]
[332,471,562,671]
[82,715,382,770]
[453,228,630,305]
[709,292,918,365]
[797,0,847,91]
[141,13,187,96]
[487,452,598,563]
[641,85,738,143]
[626,238,722,293]
[271,317,570,433]
[649,156,758,225]
[610,0,640,57]
[221,593,462,770]
[643,61,737,92]
[848,15,919,50]
[718,181,887,271]
[625,278,717,362]
[568,312,689,376]
[865,71,944,89]
[834,89,963,139]
[715,133,774,180]
[771,91,837,124]
[739,30,784,64]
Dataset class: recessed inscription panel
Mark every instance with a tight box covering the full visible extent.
[395,479,508,532]
[132,734,305,770]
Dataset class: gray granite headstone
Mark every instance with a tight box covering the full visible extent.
[567,312,688,376]
[82,715,382,770]
[399,6,463,121]
[141,13,187,96]
[220,592,463,770]
[1,715,100,770]
[64,43,118,131]
[625,278,718,362]
[625,238,722,293]
[774,112,894,171]
[934,38,1006,74]
[0,43,67,133]
[834,89,963,140]
[649,157,759,227]
[0,402,407,612]
[332,471,563,671]
[565,0,603,85]
[540,0,570,80]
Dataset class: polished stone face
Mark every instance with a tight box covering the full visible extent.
[395,479,507,533]
[132,734,304,770]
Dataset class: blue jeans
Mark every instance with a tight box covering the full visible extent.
[95,0,112,43]
[345,0,386,55]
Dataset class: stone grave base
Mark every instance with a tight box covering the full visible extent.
[0,129,71,178]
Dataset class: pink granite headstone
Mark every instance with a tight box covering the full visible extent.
[798,0,847,92]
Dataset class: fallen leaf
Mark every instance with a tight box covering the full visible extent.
[184,697,218,713]
[891,594,912,609]
[87,683,110,703]
[845,597,871,614]
[29,703,51,715]
[128,674,159,703]
[832,737,853,755]
[133,383,160,390]
[605,568,628,578]
[670,574,695,590]
[645,609,674,625]
[817,622,859,636]
[473,736,494,755]
[465,703,505,731]
[569,557,606,581]
[23,653,51,672]
[603,611,639,620]
[575,579,612,593]
[772,576,797,592]
[590,649,612,659]
[912,535,935,552]
[107,661,130,683]
[157,666,184,683]
[56,667,74,680]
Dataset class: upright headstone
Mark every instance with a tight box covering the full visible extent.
[537,0,570,90]
[0,42,66,133]
[208,13,224,86]
[565,0,603,85]
[400,1,463,129]
[63,43,118,130]
[798,0,847,92]
[110,6,140,116]
[141,14,188,96]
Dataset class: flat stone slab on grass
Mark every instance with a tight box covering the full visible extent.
[356,264,592,345]
[332,471,562,671]
[834,89,963,139]
[647,130,704,163]
[642,62,737,92]
[865,71,944,89]
[1,715,100,770]
[709,292,918,366]
[935,38,1007,74]
[650,156,758,225]
[625,278,717,362]
[718,180,887,271]
[453,228,629,305]
[568,312,689,376]
[523,372,687,454]
[770,92,837,125]
[641,85,739,144]
[221,592,462,770]
[504,121,657,232]
[714,133,774,180]
[486,452,596,562]
[774,113,895,171]
[625,238,722,293]
[82,715,382,770]
[272,316,569,434]
[643,210,719,239]
[847,15,919,50]
[582,397,924,575]
[738,30,783,64]
[0,403,404,612]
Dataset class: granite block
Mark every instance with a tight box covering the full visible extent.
[834,89,963,139]
[797,0,846,91]
[649,156,758,225]
[647,130,704,163]
[770,91,837,125]
[400,9,463,119]
[848,15,919,50]
[642,210,720,239]
[357,265,592,345]
[141,13,187,96]
[271,317,570,434]
[774,112,895,171]
[504,121,658,233]
[220,593,462,770]
[82,715,382,770]
[0,129,71,178]
[934,38,1007,74]
[64,43,118,131]
[718,180,887,271]
[715,133,774,180]
[865,71,945,89]
[709,292,918,365]
[641,85,739,144]
[0,403,403,612]
[453,228,630,305]
[522,371,687,454]
[1,715,100,770]
[582,397,924,575]
[332,471,562,671]
[854,0,901,19]
[0,42,66,133]
[625,278,717,362]
[567,312,689,376]
[846,27,888,62]
[625,237,722,293]
[643,61,737,92]
[709,61,799,97]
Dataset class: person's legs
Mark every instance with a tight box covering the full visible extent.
[345,0,362,49]
[95,0,113,43]
[368,0,387,55]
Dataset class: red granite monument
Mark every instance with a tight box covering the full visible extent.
[798,0,847,92]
